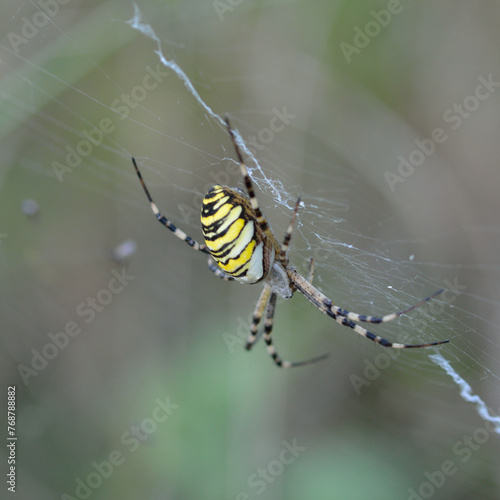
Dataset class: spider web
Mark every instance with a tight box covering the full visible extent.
[128,4,500,420]
[1,1,500,499]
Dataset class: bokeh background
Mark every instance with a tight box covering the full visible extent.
[1,1,500,499]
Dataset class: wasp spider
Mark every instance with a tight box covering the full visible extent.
[132,117,448,368]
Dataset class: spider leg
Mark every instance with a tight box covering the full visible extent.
[207,256,235,281]
[245,284,272,351]
[224,117,270,235]
[288,267,449,349]
[338,288,445,324]
[262,291,329,368]
[333,314,447,348]
[132,157,210,254]
[279,196,301,264]
[290,264,444,324]
[280,199,314,284]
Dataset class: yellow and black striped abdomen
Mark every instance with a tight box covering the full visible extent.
[201,185,274,284]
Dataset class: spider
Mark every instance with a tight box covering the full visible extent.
[132,116,449,368]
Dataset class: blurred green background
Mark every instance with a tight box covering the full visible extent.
[1,1,500,499]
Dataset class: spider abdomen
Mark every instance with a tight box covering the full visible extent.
[201,185,274,284]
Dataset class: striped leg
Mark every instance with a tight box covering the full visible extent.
[334,289,445,325]
[245,285,272,350]
[262,291,290,367]
[279,201,314,284]
[225,117,271,235]
[263,292,329,368]
[289,267,449,348]
[207,257,235,281]
[333,314,444,349]
[132,157,210,254]
[245,284,328,367]
[279,196,301,264]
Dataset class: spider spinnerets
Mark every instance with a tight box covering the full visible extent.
[132,116,449,368]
